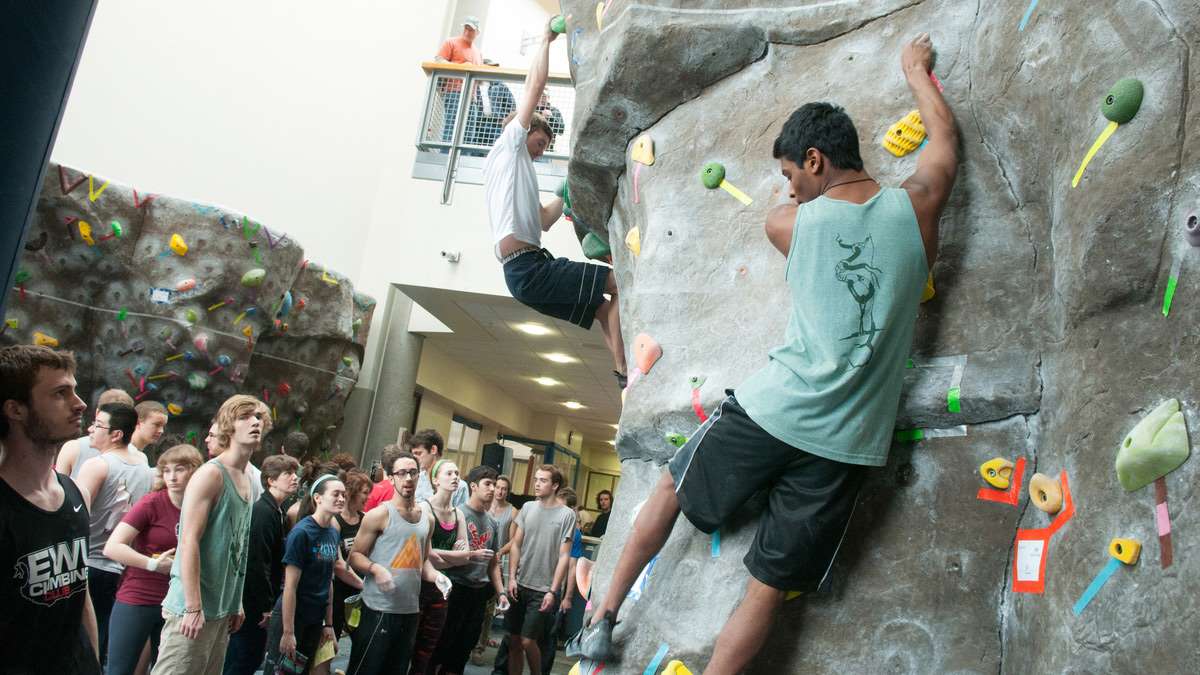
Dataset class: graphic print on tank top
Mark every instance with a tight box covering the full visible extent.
[13,536,89,606]
[467,521,492,550]
[835,234,884,368]
[389,534,422,569]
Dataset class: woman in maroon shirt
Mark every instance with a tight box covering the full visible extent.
[102,444,204,675]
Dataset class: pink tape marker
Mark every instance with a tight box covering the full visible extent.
[633,163,642,204]
[930,71,944,92]
[1157,502,1171,537]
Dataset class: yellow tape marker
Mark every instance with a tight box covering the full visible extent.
[1072,120,1118,188]
[719,180,753,206]
[88,175,110,202]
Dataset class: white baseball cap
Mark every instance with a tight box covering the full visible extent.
[464,16,481,30]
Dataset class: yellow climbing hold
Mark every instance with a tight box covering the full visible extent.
[78,220,95,247]
[33,332,60,347]
[980,457,1015,489]
[1108,538,1141,565]
[167,403,183,416]
[921,272,935,302]
[882,110,926,157]
[662,660,693,675]
[169,233,188,256]
[631,134,655,165]
[625,227,641,257]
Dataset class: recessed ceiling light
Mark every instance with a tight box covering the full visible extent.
[515,322,551,336]
[609,424,620,430]
[533,376,561,387]
[562,401,585,410]
[607,440,616,445]
[542,352,578,364]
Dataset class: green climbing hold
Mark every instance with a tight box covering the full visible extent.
[241,268,267,288]
[110,221,124,238]
[1101,78,1144,124]
[700,162,725,189]
[550,14,567,34]
[689,375,707,389]
[582,232,611,260]
[342,356,354,367]
[13,270,30,285]
[186,309,198,323]
[557,179,572,210]
[1115,398,1190,491]
[352,318,362,333]
[117,308,128,321]
[665,433,687,448]
[187,371,209,390]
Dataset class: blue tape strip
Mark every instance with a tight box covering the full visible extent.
[644,643,669,675]
[1073,557,1122,616]
[1018,0,1039,31]
[711,530,721,558]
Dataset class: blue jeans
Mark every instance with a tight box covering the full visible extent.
[222,619,267,675]
[106,601,163,675]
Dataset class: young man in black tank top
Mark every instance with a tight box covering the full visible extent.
[0,345,96,674]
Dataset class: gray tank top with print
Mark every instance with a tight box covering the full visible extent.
[360,502,429,615]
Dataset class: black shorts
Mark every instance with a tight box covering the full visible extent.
[503,248,610,330]
[504,585,556,640]
[668,392,866,592]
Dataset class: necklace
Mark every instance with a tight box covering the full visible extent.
[820,176,877,195]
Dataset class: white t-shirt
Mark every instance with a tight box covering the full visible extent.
[246,462,263,503]
[484,119,543,259]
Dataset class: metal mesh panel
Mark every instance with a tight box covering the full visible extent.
[422,74,575,157]
[420,74,469,146]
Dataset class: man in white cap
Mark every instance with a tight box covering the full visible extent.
[435,15,485,145]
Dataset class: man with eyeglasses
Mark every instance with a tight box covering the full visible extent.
[348,447,444,675]
[54,387,135,479]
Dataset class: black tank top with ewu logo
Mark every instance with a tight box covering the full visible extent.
[0,472,99,674]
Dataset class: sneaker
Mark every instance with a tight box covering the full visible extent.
[614,371,628,390]
[566,610,615,661]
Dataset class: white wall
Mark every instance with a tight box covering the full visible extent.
[52,0,450,279]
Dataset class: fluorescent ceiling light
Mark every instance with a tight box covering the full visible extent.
[533,377,561,387]
[607,440,616,445]
[542,352,578,364]
[515,322,551,336]
[562,401,585,410]
[610,423,620,430]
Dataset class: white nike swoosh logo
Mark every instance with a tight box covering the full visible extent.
[74,504,83,512]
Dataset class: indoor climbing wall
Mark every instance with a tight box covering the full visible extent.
[1,163,374,459]
[560,0,1200,672]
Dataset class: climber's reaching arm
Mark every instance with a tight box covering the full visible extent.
[516,19,559,130]
[765,204,797,257]
[899,33,958,269]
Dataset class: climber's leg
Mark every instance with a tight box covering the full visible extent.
[705,578,784,675]
[594,298,627,375]
[594,471,679,621]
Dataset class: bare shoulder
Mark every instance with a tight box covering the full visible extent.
[186,463,224,498]
[765,203,797,256]
[363,505,389,532]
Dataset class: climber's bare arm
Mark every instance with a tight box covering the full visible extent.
[765,203,797,256]
[899,33,958,269]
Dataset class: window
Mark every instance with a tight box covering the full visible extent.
[445,415,482,470]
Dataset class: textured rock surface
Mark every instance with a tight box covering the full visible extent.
[1,163,374,458]
[564,0,1200,672]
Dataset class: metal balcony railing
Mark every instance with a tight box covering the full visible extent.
[417,61,574,204]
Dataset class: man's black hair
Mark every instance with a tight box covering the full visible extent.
[100,402,138,446]
[772,102,864,171]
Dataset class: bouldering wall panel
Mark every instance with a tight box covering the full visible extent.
[1,163,374,459]
[561,0,1200,672]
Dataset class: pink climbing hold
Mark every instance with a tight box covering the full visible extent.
[194,334,209,353]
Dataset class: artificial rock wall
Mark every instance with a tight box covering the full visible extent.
[563,0,1200,672]
[1,163,374,459]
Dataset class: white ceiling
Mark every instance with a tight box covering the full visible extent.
[397,284,621,444]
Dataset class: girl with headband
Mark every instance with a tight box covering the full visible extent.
[261,472,346,674]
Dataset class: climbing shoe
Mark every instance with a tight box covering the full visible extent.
[567,610,616,661]
[614,371,628,390]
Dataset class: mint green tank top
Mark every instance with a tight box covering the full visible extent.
[735,188,927,466]
[163,459,252,619]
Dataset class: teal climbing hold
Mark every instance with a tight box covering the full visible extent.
[700,162,725,189]
[582,232,611,260]
[550,14,567,34]
[1115,398,1190,491]
[1101,78,1144,124]
[241,268,267,288]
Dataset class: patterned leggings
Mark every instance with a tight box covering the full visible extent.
[408,581,448,675]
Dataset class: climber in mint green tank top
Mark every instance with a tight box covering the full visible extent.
[575,34,961,675]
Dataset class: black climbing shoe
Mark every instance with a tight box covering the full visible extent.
[567,610,615,661]
[614,371,628,390]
